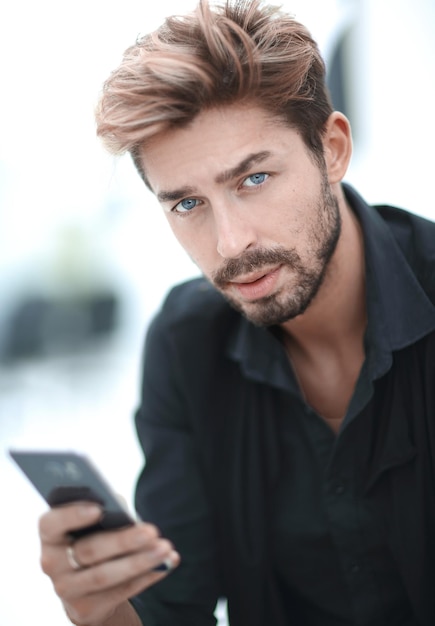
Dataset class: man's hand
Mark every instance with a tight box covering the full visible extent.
[39,502,180,626]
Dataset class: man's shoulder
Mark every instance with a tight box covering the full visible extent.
[346,184,435,262]
[376,203,435,245]
[375,204,435,300]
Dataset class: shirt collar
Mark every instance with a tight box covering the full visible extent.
[343,184,435,364]
[227,317,296,392]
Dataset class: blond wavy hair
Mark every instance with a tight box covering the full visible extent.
[96,0,333,178]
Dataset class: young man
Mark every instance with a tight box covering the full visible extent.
[38,1,435,625]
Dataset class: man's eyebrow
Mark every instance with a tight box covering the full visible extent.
[156,150,272,203]
[215,151,272,184]
[157,186,197,203]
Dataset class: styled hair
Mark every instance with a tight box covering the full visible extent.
[96,0,334,178]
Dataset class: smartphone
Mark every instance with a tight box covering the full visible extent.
[9,449,135,539]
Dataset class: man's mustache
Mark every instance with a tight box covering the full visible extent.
[212,247,301,287]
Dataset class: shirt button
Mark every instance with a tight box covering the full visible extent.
[334,483,345,495]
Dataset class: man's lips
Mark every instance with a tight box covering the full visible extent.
[226,265,282,301]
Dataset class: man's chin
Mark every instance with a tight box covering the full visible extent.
[218,291,297,327]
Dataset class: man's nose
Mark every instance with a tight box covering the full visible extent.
[214,202,257,259]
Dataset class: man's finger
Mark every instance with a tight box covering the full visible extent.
[39,503,102,544]
[70,522,160,568]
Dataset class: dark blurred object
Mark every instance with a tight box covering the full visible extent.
[0,291,119,361]
[327,23,354,129]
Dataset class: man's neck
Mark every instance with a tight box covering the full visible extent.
[279,192,367,426]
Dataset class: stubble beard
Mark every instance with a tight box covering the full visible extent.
[211,176,342,326]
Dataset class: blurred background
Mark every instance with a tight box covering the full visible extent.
[0,0,434,623]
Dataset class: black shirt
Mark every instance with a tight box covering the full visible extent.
[271,393,415,625]
[131,184,435,626]
[268,185,425,625]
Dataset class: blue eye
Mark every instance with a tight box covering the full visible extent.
[174,198,198,213]
[243,173,269,187]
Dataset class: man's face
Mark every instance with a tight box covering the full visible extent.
[141,103,341,326]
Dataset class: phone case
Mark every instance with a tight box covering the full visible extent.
[9,450,135,538]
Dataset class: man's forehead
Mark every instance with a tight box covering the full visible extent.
[140,102,288,157]
[138,104,297,194]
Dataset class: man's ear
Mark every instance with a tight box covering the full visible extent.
[323,112,353,184]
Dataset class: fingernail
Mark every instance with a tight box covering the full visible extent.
[153,551,179,572]
[153,558,173,572]
[153,561,171,572]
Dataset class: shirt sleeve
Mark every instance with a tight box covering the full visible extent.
[130,309,221,625]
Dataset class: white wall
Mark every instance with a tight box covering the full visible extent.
[0,0,433,330]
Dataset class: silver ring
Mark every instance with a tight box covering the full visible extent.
[66,544,84,571]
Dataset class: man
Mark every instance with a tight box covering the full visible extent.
[38,1,435,625]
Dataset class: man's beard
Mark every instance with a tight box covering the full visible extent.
[210,176,342,326]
